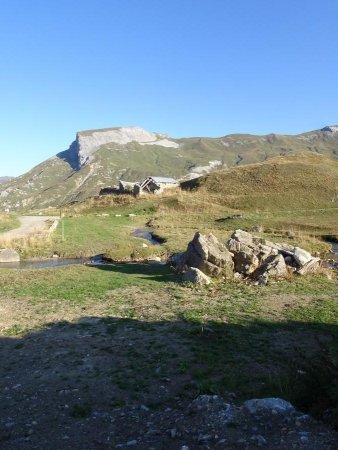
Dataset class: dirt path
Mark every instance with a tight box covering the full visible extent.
[0,216,57,241]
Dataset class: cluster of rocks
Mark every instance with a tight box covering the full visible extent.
[227,229,321,283]
[172,230,322,285]
[177,394,338,449]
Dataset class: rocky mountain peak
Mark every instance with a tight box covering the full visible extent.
[321,125,338,133]
[75,126,158,167]
[64,126,178,168]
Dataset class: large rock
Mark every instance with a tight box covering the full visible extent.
[176,232,234,278]
[253,254,288,279]
[294,247,313,266]
[0,248,20,263]
[243,398,294,414]
[297,257,321,275]
[182,267,211,285]
[226,230,278,275]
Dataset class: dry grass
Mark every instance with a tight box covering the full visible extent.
[182,153,338,210]
[0,231,53,255]
[0,212,19,234]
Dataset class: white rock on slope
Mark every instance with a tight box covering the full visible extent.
[76,127,177,166]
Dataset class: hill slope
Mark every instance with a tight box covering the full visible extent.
[181,153,338,210]
[1,125,338,210]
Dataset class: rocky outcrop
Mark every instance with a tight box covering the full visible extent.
[321,125,338,134]
[226,229,279,275]
[174,232,234,278]
[64,126,179,168]
[226,230,322,280]
[0,248,20,263]
[173,230,322,284]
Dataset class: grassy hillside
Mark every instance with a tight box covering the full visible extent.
[149,154,338,253]
[181,153,338,210]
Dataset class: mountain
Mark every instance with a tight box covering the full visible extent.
[0,125,338,211]
[0,177,13,184]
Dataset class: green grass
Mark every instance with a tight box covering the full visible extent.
[0,263,175,302]
[16,201,166,259]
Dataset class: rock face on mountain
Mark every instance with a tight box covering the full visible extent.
[321,125,338,134]
[0,125,338,210]
[69,127,178,168]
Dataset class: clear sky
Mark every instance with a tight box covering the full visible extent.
[1,0,338,176]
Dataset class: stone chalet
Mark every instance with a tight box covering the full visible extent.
[133,177,179,195]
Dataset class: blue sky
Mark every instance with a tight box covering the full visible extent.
[1,0,338,176]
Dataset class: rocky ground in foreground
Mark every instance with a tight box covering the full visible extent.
[1,393,337,449]
[1,312,337,450]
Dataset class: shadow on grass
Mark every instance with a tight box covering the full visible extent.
[0,315,337,448]
[89,262,178,283]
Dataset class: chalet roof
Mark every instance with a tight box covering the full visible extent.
[149,176,177,184]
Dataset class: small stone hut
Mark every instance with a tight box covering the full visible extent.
[133,177,178,195]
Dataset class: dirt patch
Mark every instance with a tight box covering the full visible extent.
[260,294,315,318]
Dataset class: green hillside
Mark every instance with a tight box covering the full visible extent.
[181,153,338,210]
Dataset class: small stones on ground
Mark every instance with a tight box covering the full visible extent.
[5,421,15,428]
[198,433,213,441]
[251,434,267,446]
[170,428,177,438]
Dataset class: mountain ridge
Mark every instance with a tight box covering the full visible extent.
[0,177,14,184]
[1,124,337,210]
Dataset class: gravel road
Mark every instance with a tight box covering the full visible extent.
[0,216,57,241]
